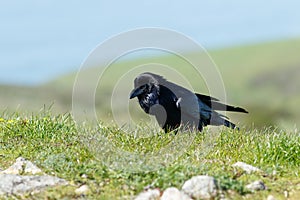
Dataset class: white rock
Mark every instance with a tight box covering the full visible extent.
[267,195,277,200]
[75,185,90,195]
[0,174,68,195]
[232,162,262,174]
[134,189,160,200]
[245,180,266,192]
[0,157,42,175]
[182,175,217,200]
[81,174,88,179]
[283,190,289,198]
[161,187,191,200]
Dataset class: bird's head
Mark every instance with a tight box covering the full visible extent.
[129,73,161,113]
[129,73,160,99]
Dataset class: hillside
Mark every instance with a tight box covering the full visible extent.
[1,38,300,130]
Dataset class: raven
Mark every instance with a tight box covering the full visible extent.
[129,72,248,132]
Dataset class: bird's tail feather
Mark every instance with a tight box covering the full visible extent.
[195,93,248,113]
[223,119,237,129]
[210,114,238,130]
[210,101,248,113]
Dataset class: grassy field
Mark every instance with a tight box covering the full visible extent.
[0,112,299,199]
[0,38,300,199]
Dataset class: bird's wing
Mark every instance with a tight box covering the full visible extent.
[195,93,220,102]
[164,82,200,126]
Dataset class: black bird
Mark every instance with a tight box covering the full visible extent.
[129,72,248,132]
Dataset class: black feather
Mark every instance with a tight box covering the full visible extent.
[195,93,248,113]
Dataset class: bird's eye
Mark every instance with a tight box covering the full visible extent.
[142,84,150,91]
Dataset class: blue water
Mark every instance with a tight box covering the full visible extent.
[1,0,300,85]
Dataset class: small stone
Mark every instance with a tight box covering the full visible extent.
[134,189,160,200]
[283,190,289,198]
[267,195,276,200]
[75,185,90,195]
[182,175,217,200]
[161,187,191,200]
[81,174,88,179]
[232,162,262,174]
[245,180,266,191]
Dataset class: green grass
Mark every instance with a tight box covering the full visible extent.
[0,112,299,199]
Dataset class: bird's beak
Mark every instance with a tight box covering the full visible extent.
[129,87,144,99]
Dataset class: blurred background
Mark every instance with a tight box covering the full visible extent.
[1,0,300,131]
